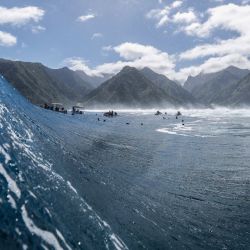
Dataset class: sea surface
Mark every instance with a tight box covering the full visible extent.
[0,76,250,249]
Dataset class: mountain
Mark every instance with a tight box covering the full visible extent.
[184,73,216,93]
[223,73,250,106]
[184,66,250,105]
[83,66,183,108]
[184,66,250,93]
[141,67,197,105]
[0,58,93,105]
[76,70,111,88]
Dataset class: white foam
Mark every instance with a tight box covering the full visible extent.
[56,229,72,250]
[174,124,193,131]
[15,227,22,236]
[25,129,34,142]
[0,163,21,199]
[3,114,65,182]
[18,172,24,182]
[0,145,11,164]
[21,205,66,250]
[156,128,178,135]
[156,128,189,137]
[110,234,128,250]
[41,244,49,250]
[28,191,37,199]
[67,181,77,194]
[7,194,17,209]
[22,244,28,250]
[44,207,52,218]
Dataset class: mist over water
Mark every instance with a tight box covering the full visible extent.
[1,76,250,249]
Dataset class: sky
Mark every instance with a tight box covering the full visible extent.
[1,0,250,82]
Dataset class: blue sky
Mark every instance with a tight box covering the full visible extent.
[1,0,250,82]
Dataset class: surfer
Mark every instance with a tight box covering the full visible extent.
[176,111,182,119]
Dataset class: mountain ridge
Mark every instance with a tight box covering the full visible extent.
[1,58,250,108]
[83,66,184,108]
[184,66,250,105]
[75,70,112,88]
[0,58,93,105]
[223,73,250,106]
[141,67,197,105]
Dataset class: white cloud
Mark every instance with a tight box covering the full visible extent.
[0,6,45,26]
[64,57,102,76]
[146,1,183,28]
[63,4,250,83]
[77,14,96,22]
[183,3,250,38]
[210,0,224,2]
[31,25,46,34]
[172,10,197,24]
[64,42,176,77]
[146,1,198,28]
[114,42,162,60]
[0,30,17,47]
[176,54,250,81]
[102,45,113,51]
[180,36,250,60]
[171,1,183,8]
[242,0,250,4]
[180,3,250,61]
[146,6,170,28]
[91,33,103,39]
[64,40,250,83]
[0,5,45,46]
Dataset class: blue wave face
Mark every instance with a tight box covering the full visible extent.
[1,76,250,249]
[0,76,128,250]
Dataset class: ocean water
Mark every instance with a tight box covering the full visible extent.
[0,76,250,249]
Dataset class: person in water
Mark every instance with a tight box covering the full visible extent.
[72,106,76,115]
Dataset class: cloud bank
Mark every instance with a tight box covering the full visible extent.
[0,31,17,47]
[0,5,45,47]
[65,2,250,83]
[0,6,44,26]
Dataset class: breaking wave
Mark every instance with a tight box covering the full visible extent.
[0,76,128,250]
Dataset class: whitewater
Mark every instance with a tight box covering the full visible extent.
[0,75,249,249]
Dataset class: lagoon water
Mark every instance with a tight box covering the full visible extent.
[0,76,250,249]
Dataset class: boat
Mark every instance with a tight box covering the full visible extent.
[155,111,162,116]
